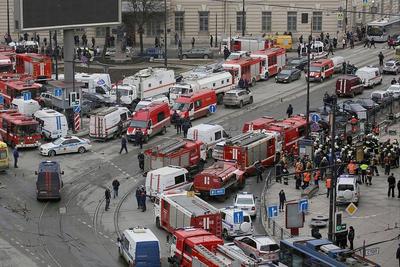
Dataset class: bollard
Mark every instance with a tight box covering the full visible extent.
[268,217,271,228]
[273,220,276,236]
[280,228,284,240]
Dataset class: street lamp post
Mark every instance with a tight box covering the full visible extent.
[164,0,168,67]
[306,21,313,138]
[328,95,338,242]
[242,0,245,36]
[6,0,10,38]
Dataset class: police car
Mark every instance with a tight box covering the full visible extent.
[220,206,253,240]
[234,192,257,218]
[39,136,92,156]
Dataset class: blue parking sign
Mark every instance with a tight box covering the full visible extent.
[73,105,81,113]
[233,211,244,224]
[209,104,217,113]
[54,87,63,97]
[267,205,278,218]
[0,95,4,105]
[299,199,309,213]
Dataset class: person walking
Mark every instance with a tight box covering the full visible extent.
[286,104,293,118]
[388,173,396,198]
[384,155,391,175]
[140,187,147,212]
[348,226,355,250]
[370,38,376,48]
[182,118,191,138]
[112,179,120,198]
[364,38,370,48]
[223,46,230,60]
[297,44,301,57]
[350,37,354,49]
[366,168,373,186]
[378,52,384,67]
[255,161,264,183]
[138,152,145,171]
[303,171,311,189]
[13,147,19,168]
[172,110,180,134]
[105,188,111,211]
[326,176,332,198]
[397,179,400,198]
[135,187,142,209]
[342,38,346,49]
[360,162,368,184]
[327,43,334,55]
[136,129,144,149]
[279,190,286,212]
[119,134,128,154]
[314,170,321,186]
[191,37,195,48]
[396,243,400,266]
[209,35,213,47]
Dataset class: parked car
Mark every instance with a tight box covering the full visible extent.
[39,136,92,156]
[371,90,393,105]
[223,89,253,108]
[275,67,301,83]
[234,192,257,218]
[182,48,213,59]
[382,59,400,74]
[234,235,280,262]
[338,100,368,120]
[386,84,400,99]
[287,57,308,71]
[220,207,253,240]
[354,98,380,112]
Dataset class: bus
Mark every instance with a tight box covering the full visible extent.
[367,16,400,42]
[279,237,380,267]
[0,141,9,171]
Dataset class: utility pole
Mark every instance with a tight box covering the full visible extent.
[242,0,245,36]
[305,21,313,138]
[54,30,58,80]
[6,0,10,38]
[328,95,338,242]
[344,0,349,33]
[164,0,168,67]
[215,13,218,48]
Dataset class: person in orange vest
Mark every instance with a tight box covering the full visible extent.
[314,170,321,186]
[295,159,303,189]
[303,171,311,189]
[347,160,357,175]
[350,116,358,133]
[326,176,332,198]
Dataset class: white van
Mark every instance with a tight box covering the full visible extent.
[11,98,40,116]
[89,106,131,140]
[34,109,68,139]
[330,56,345,73]
[355,66,382,88]
[145,166,190,199]
[134,95,170,113]
[117,227,161,267]
[187,124,230,158]
[220,207,253,240]
[336,175,360,205]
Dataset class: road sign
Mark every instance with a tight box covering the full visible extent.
[337,12,343,21]
[233,211,244,224]
[73,105,81,113]
[311,113,321,123]
[311,122,320,132]
[23,91,31,101]
[298,199,308,213]
[345,202,358,216]
[336,223,347,232]
[365,247,380,256]
[267,205,278,218]
[0,95,4,105]
[209,104,217,113]
[210,188,225,196]
[54,87,63,97]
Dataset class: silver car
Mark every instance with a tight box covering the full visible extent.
[382,59,400,74]
[223,89,253,108]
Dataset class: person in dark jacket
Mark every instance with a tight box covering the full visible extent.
[135,187,142,209]
[255,161,264,183]
[396,243,400,266]
[388,173,396,197]
[138,152,145,171]
[112,179,120,198]
[286,104,293,118]
[397,179,400,198]
[136,129,144,149]
[119,135,128,154]
[348,226,355,250]
[223,46,230,60]
[378,51,384,66]
[140,187,147,212]
[182,118,191,138]
[279,190,286,211]
[105,188,111,211]
[13,147,19,168]
[172,110,180,134]
[391,78,398,85]
[238,77,245,89]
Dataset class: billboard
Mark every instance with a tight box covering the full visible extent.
[18,0,121,31]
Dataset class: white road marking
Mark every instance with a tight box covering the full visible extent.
[87,225,92,228]
[81,221,87,225]
[103,235,109,239]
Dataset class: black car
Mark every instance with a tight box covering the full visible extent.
[354,98,380,112]
[287,57,308,71]
[275,68,301,83]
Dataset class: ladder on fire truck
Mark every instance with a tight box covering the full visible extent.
[216,244,259,266]
[194,244,229,267]
[156,138,186,154]
[226,132,266,146]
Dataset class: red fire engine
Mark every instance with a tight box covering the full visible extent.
[242,116,276,132]
[222,57,262,86]
[0,110,41,148]
[223,37,275,53]
[0,79,42,106]
[154,191,222,237]
[193,161,245,198]
[15,53,52,82]
[144,138,206,173]
[222,131,281,174]
[250,47,286,80]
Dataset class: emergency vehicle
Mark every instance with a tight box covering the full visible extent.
[11,98,40,116]
[242,116,276,132]
[154,191,222,236]
[123,67,175,100]
[193,161,245,199]
[0,79,42,106]
[89,107,131,140]
[336,75,364,97]
[168,228,261,267]
[223,57,262,86]
[144,138,206,173]
[222,131,281,174]
[72,73,112,94]
[171,90,217,120]
[221,37,274,53]
[127,102,171,143]
[33,109,68,139]
[0,141,9,171]
[186,124,229,158]
[0,55,13,73]
[250,47,286,80]
[15,53,52,82]
[0,110,41,148]
[306,59,334,82]
[169,71,234,104]
[355,66,383,88]
[300,41,327,59]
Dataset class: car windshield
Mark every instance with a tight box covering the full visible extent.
[338,184,354,191]
[170,87,189,94]
[119,89,130,96]
[290,59,300,64]
[280,70,292,75]
[260,244,279,252]
[130,120,147,128]
[385,62,394,66]
[172,102,190,111]
[236,197,254,205]
[225,92,237,96]
[53,138,64,145]
[16,125,38,136]
[310,66,321,72]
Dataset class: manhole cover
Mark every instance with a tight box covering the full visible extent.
[312,215,328,221]
[310,220,327,227]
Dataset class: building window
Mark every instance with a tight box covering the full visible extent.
[96,27,106,38]
[146,20,161,36]
[312,12,322,32]
[199,11,209,32]
[236,11,246,32]
[262,12,272,32]
[287,12,297,32]
[175,11,185,36]
[301,13,308,24]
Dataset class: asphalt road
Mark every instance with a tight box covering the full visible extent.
[0,43,397,267]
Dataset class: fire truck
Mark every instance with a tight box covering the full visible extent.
[0,79,42,106]
[222,37,275,53]
[223,57,262,86]
[222,131,281,174]
[0,110,41,148]
[168,228,262,267]
[144,138,206,173]
[0,55,13,73]
[242,116,276,132]
[193,161,245,199]
[15,53,52,82]
[250,47,286,80]
[154,191,222,237]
